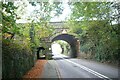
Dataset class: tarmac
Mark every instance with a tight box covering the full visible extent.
[41,60,61,80]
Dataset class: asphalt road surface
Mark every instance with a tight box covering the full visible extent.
[52,53,119,80]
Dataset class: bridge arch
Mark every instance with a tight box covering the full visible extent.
[51,34,80,58]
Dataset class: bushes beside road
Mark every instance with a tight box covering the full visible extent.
[2,39,34,78]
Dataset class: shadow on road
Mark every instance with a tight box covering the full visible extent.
[53,57,71,60]
[38,57,46,59]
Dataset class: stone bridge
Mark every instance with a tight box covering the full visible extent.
[41,22,80,58]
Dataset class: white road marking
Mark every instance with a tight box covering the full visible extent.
[65,59,112,80]
[58,54,112,80]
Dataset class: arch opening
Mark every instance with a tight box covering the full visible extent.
[51,34,80,58]
[51,40,71,57]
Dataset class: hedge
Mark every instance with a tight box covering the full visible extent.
[2,39,34,79]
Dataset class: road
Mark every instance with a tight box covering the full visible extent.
[52,53,119,79]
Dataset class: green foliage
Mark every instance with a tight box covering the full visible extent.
[29,2,63,21]
[71,2,111,20]
[29,22,54,49]
[2,2,19,35]
[2,39,34,78]
[2,1,64,78]
[68,2,119,63]
[56,40,71,56]
[45,53,53,60]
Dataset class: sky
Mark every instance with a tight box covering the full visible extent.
[50,2,71,22]
[16,0,71,23]
[15,0,118,23]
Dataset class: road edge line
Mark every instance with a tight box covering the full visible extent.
[65,59,112,80]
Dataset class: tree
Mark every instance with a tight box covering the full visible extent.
[68,2,119,62]
[28,2,63,22]
[2,2,18,39]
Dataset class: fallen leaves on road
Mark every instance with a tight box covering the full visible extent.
[22,60,47,78]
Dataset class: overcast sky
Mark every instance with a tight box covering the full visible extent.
[16,0,71,23]
[50,3,71,22]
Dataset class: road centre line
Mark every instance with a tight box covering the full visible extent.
[58,55,112,80]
